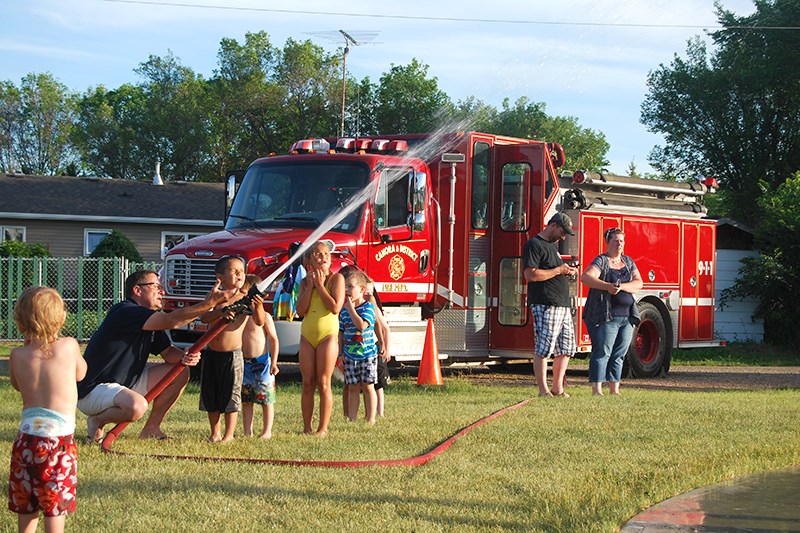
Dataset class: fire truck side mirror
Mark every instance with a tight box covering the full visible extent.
[225,174,237,219]
[411,171,427,232]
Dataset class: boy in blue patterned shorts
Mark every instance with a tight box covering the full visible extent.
[339,270,379,424]
[241,274,279,438]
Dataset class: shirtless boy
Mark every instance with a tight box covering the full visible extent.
[241,274,279,439]
[199,256,264,442]
[9,287,87,533]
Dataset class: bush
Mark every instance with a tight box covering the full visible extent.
[0,240,50,257]
[90,229,143,262]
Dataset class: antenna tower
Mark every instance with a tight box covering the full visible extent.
[307,30,379,137]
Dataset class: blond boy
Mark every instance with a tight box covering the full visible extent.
[199,256,264,442]
[338,270,379,424]
[241,274,279,438]
[9,287,87,533]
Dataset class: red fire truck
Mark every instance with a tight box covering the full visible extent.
[162,131,719,377]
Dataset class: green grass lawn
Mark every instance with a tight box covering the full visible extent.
[673,341,800,366]
[0,369,798,532]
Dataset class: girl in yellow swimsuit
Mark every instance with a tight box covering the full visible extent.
[296,241,345,436]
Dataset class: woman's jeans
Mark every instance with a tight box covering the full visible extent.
[588,316,634,383]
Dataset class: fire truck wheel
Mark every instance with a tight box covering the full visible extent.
[628,302,670,378]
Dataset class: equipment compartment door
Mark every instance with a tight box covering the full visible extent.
[488,143,547,352]
[679,222,716,341]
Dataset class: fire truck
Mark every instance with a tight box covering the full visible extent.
[161,131,719,377]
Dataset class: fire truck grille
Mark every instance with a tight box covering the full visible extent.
[163,258,218,298]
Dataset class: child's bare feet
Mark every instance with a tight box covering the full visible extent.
[259,431,272,439]
[219,435,235,443]
[208,434,222,443]
[314,430,328,438]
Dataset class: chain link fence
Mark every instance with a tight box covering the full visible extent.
[0,257,161,341]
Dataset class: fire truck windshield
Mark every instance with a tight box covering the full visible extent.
[226,161,370,232]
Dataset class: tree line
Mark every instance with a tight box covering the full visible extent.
[0,32,609,184]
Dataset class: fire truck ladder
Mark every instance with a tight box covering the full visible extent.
[561,171,710,218]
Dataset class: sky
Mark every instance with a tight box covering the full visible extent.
[2,0,758,175]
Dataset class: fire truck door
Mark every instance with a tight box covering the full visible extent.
[679,222,716,342]
[488,143,546,352]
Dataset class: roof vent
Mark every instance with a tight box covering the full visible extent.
[152,161,164,186]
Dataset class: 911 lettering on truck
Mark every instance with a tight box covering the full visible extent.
[161,131,720,377]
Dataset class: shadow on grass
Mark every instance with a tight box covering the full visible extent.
[80,475,544,530]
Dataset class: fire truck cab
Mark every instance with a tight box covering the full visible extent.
[162,131,718,377]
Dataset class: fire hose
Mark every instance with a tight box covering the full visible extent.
[100,286,261,452]
[98,284,534,467]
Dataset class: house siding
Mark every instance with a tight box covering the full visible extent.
[1,173,226,262]
[714,249,764,343]
[1,218,221,262]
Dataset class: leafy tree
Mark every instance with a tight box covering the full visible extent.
[452,97,498,133]
[492,97,548,139]
[73,83,148,179]
[375,59,452,133]
[721,174,800,347]
[90,229,143,262]
[0,240,50,257]
[346,76,379,136]
[641,0,800,225]
[275,38,340,140]
[0,73,79,175]
[538,115,609,172]
[134,52,214,181]
[450,96,609,172]
[210,31,285,174]
[626,160,642,179]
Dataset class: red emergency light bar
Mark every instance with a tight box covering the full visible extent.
[369,139,390,152]
[336,138,356,152]
[290,138,331,154]
[292,137,409,155]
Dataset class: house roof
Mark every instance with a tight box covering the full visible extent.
[0,173,225,226]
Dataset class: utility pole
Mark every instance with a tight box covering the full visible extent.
[307,30,378,137]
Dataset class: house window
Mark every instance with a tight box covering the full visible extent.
[161,232,206,258]
[84,229,111,255]
[2,226,26,242]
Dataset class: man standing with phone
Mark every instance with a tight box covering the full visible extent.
[522,213,578,397]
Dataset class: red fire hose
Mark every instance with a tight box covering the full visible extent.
[100,317,232,452]
[101,398,531,467]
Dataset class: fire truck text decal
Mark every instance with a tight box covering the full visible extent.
[698,260,713,276]
[375,245,419,262]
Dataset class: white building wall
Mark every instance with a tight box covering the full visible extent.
[715,249,764,342]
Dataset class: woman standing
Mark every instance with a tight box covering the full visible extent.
[296,241,345,436]
[580,228,643,395]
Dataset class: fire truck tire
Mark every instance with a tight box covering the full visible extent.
[628,302,671,378]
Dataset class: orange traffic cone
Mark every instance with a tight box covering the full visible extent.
[417,318,443,385]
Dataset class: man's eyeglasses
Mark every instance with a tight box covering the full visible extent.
[137,282,165,291]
